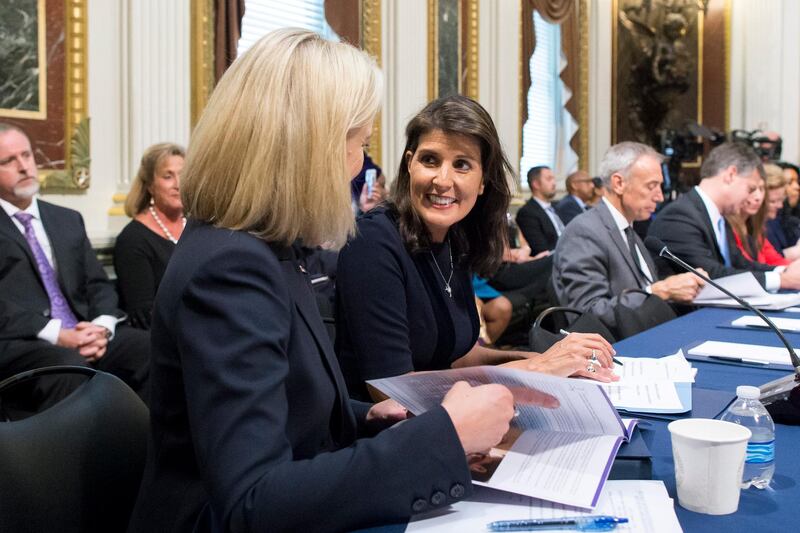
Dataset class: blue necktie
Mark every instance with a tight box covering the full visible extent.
[717,217,732,267]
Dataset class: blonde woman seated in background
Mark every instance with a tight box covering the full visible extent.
[113,143,185,329]
[728,163,796,267]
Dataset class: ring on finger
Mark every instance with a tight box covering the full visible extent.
[590,349,598,363]
[586,363,596,373]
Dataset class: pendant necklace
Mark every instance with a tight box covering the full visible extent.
[149,206,185,244]
[430,239,454,298]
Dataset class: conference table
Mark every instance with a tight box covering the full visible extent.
[373,306,800,532]
[612,306,799,532]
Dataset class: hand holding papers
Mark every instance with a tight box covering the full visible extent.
[694,272,800,310]
[368,367,631,508]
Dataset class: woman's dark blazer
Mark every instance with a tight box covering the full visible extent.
[128,221,471,533]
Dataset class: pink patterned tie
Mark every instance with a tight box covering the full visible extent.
[13,212,79,329]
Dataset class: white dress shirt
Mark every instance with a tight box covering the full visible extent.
[602,197,655,286]
[533,197,565,236]
[0,197,117,343]
[694,186,782,291]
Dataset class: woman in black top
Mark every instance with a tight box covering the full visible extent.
[336,95,617,400]
[114,143,185,328]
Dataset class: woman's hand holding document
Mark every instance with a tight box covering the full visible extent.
[368,367,634,509]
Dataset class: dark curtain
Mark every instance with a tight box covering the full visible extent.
[521,0,579,153]
[324,0,361,47]
[214,0,246,82]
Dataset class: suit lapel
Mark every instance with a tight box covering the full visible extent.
[278,253,356,441]
[531,200,558,241]
[687,189,725,262]
[0,207,37,267]
[595,202,648,286]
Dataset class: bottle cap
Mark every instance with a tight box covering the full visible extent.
[736,385,761,399]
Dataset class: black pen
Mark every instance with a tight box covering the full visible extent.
[707,355,769,365]
[559,329,623,366]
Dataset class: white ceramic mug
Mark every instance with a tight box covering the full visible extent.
[667,418,752,515]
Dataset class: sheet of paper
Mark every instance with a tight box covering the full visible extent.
[695,272,764,300]
[688,340,793,365]
[368,366,626,437]
[693,273,800,310]
[407,480,683,533]
[613,350,694,383]
[731,315,800,332]
[600,381,685,412]
[471,430,622,508]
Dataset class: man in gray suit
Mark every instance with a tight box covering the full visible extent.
[552,142,704,332]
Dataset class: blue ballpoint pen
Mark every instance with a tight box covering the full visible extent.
[487,515,629,532]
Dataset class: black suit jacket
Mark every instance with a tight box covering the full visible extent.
[554,195,586,226]
[128,222,471,533]
[0,200,118,342]
[647,189,772,286]
[516,198,561,255]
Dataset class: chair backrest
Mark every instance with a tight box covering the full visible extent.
[529,307,616,353]
[0,366,149,533]
[614,288,677,340]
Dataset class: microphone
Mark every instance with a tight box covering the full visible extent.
[644,236,800,424]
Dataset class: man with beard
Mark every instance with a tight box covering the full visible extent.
[0,123,149,415]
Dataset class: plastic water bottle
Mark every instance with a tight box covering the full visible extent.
[720,385,775,489]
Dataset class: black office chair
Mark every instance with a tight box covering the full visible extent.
[0,366,149,533]
[613,288,677,340]
[529,306,616,353]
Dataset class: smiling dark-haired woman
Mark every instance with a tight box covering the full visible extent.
[335,95,617,401]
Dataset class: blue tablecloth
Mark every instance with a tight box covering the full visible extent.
[364,307,799,532]
[613,307,799,532]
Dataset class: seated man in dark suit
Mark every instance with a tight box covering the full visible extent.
[555,170,594,225]
[649,141,800,290]
[516,165,565,255]
[553,142,703,333]
[0,123,149,413]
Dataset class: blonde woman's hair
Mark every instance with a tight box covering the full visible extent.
[181,28,383,247]
[764,163,786,190]
[125,143,186,217]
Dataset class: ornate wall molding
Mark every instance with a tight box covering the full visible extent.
[578,0,589,171]
[362,0,383,166]
[41,0,90,190]
[191,0,215,129]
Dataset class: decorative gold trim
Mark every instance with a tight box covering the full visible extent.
[697,6,704,126]
[40,0,90,190]
[463,0,479,100]
[611,0,618,144]
[518,0,524,155]
[0,0,47,119]
[428,0,438,101]
[723,0,731,131]
[191,0,215,129]
[362,0,382,167]
[578,0,589,170]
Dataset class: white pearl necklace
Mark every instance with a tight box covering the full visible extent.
[149,206,185,244]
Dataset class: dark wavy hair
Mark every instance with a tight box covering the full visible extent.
[388,95,513,277]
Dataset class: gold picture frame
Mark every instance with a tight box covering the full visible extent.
[428,0,479,102]
[0,0,47,120]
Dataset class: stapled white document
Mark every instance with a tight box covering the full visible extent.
[406,480,682,533]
